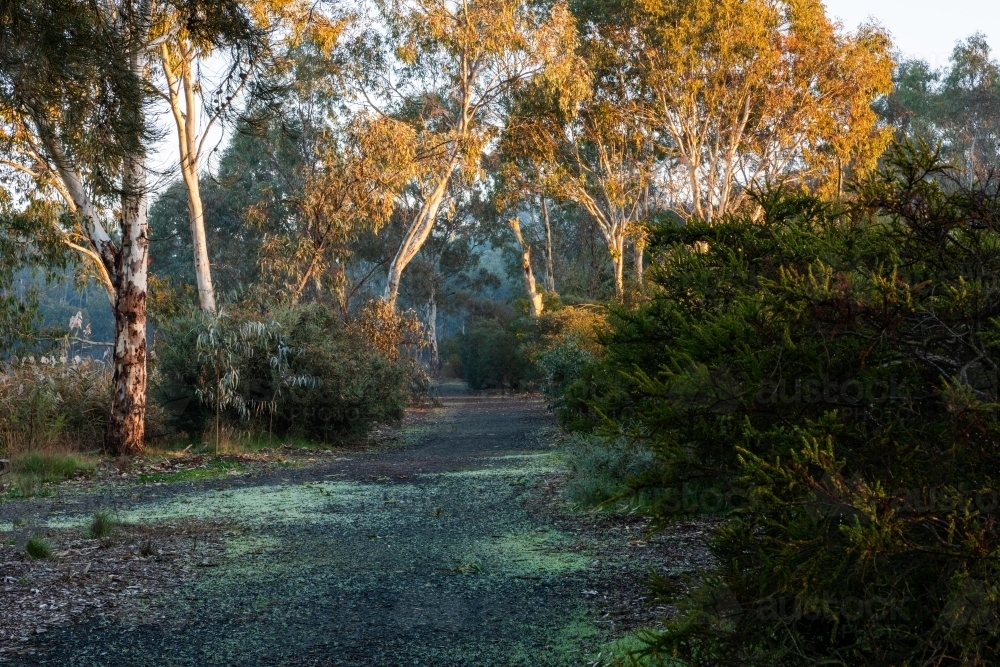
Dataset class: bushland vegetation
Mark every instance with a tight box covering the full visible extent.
[2,0,1000,662]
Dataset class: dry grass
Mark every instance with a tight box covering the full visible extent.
[0,358,111,450]
[0,359,108,497]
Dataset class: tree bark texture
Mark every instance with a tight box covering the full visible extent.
[106,152,149,456]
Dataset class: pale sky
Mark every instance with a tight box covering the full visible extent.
[823,0,999,66]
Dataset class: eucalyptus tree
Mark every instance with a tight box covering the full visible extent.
[351,0,582,310]
[881,34,1000,181]
[0,0,155,453]
[149,0,342,313]
[501,67,654,299]
[635,0,895,219]
[0,0,262,454]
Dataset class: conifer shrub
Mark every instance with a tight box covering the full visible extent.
[567,143,1000,665]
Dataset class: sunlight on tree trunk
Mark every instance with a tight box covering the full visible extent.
[509,216,544,317]
[633,234,645,285]
[384,172,452,309]
[158,42,218,313]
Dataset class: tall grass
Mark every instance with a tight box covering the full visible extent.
[562,435,658,511]
[0,358,107,497]
[0,357,111,450]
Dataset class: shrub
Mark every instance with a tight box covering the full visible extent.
[458,315,532,391]
[562,435,657,510]
[0,357,165,454]
[0,358,111,450]
[568,144,1000,665]
[453,305,606,393]
[25,535,50,559]
[153,301,415,442]
[87,512,116,539]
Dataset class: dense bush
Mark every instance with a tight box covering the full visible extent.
[153,301,416,442]
[453,312,532,391]
[559,144,1000,665]
[452,304,605,393]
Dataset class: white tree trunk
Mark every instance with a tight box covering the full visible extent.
[633,235,645,285]
[181,158,216,313]
[612,234,624,300]
[426,289,438,375]
[162,44,216,313]
[383,174,451,309]
[509,216,544,317]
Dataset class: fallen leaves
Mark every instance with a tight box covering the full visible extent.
[0,520,226,656]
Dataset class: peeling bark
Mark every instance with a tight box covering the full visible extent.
[106,152,149,455]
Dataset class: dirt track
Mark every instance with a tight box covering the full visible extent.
[0,386,710,666]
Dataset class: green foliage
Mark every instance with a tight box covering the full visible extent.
[562,435,657,510]
[154,302,412,442]
[880,33,1000,178]
[25,535,50,559]
[451,304,606,392]
[560,143,1000,665]
[457,314,533,391]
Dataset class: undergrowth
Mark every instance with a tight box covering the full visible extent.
[562,436,658,512]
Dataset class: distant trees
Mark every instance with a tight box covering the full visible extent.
[497,0,894,300]
[881,33,1000,179]
[351,0,581,309]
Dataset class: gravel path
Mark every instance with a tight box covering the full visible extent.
[1,386,710,666]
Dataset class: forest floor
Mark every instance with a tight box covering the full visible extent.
[0,384,712,666]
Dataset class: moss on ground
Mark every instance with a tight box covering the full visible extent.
[136,458,248,484]
[3,393,650,667]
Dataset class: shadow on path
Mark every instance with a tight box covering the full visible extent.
[6,386,637,666]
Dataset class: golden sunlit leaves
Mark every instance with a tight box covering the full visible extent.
[638,0,895,219]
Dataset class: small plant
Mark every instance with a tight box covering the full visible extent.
[25,535,51,559]
[139,539,155,557]
[86,512,116,539]
[451,559,482,574]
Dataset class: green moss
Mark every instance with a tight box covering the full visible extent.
[137,458,248,484]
